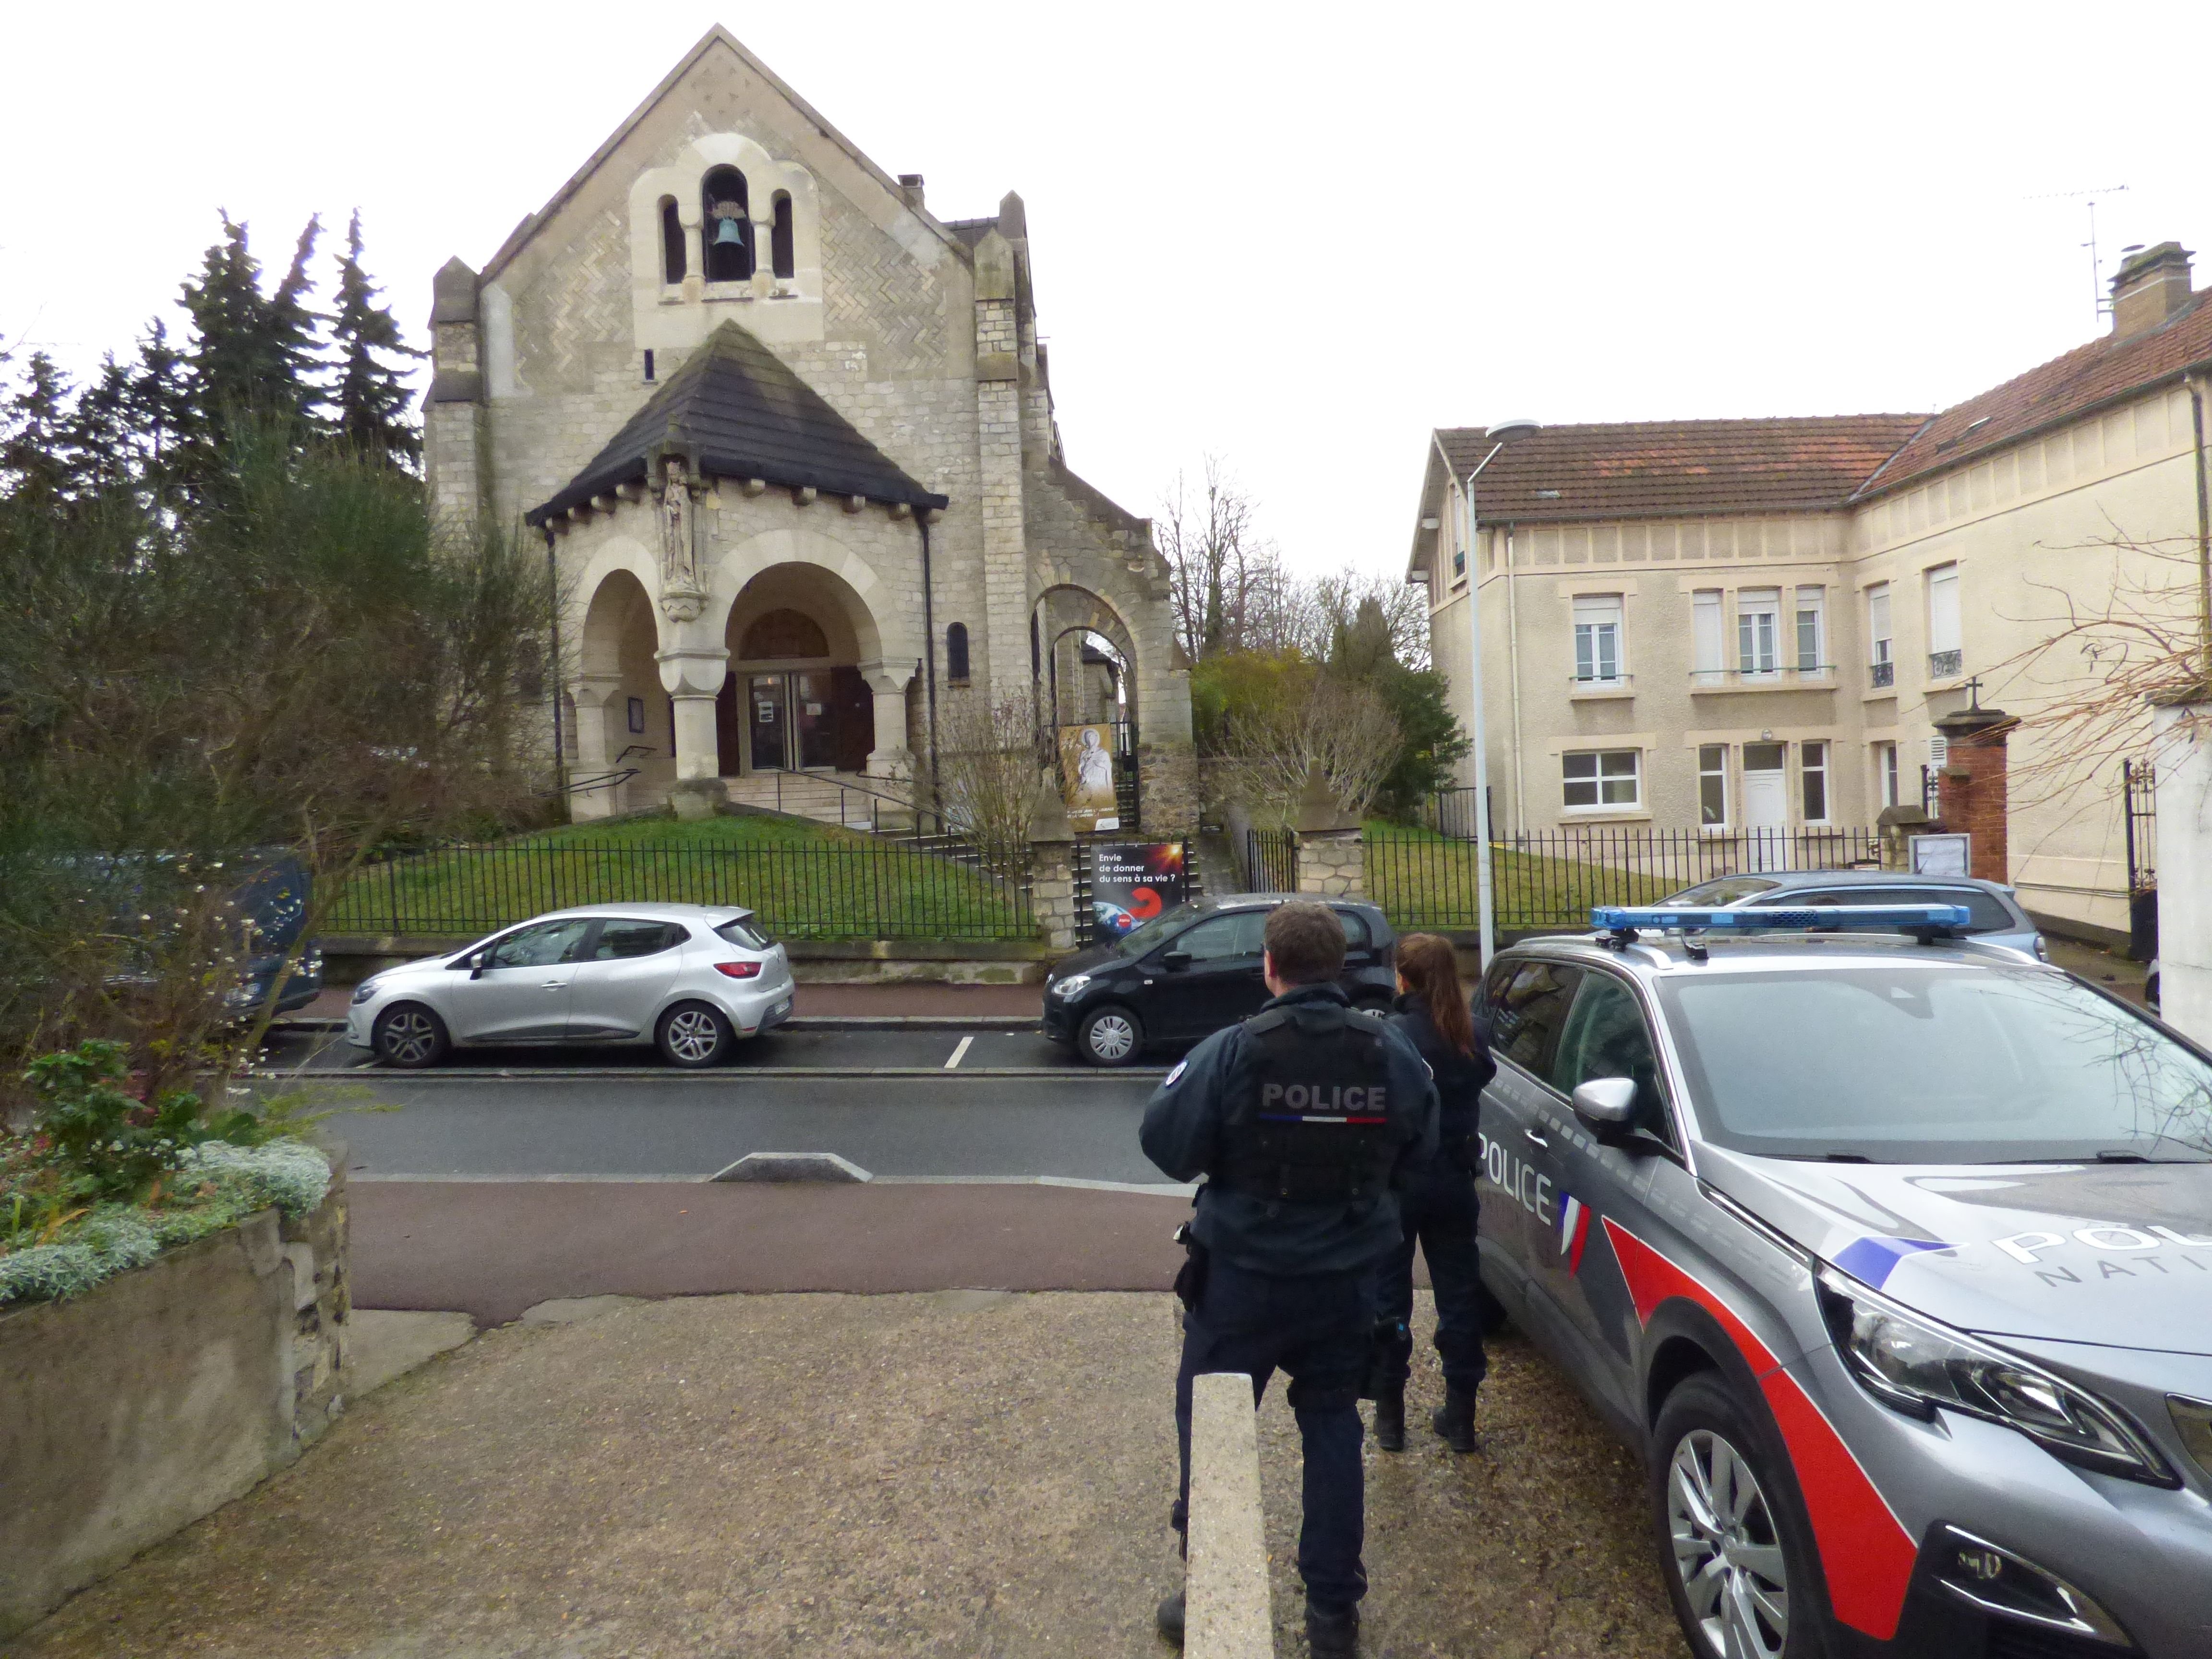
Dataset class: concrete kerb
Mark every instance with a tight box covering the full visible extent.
[1188,1371,1274,1658]
[710,1151,872,1183]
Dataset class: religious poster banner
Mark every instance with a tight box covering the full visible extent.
[1058,723,1121,834]
[1091,842,1189,944]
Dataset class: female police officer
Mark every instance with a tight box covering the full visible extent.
[1140,901,1436,1658]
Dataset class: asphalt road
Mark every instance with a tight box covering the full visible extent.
[263,1025,1177,1183]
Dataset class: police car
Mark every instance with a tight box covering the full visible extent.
[1474,904,2212,1659]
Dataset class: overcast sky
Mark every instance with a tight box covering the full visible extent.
[6,2,2209,577]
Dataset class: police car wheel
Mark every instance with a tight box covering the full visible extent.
[1649,1374,1830,1659]
[657,1001,734,1068]
[1076,1005,1143,1067]
[373,1003,448,1069]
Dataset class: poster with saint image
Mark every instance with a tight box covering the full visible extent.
[1092,842,1188,944]
[1058,723,1120,833]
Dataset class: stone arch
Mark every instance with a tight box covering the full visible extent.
[572,565,674,817]
[1034,583,1140,729]
[707,525,915,668]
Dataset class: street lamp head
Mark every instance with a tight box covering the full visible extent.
[1485,418,1540,443]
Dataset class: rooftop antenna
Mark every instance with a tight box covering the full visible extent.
[2023,185,2131,326]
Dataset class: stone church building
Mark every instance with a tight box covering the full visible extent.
[423,27,1192,828]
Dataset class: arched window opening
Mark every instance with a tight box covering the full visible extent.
[702,167,753,282]
[771,192,795,280]
[945,622,971,685]
[659,198,685,285]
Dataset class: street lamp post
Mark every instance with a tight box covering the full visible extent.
[1435,419,1539,968]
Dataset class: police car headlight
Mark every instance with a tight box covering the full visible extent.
[1050,973,1092,999]
[1817,1266,2176,1485]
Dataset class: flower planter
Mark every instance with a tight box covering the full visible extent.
[0,1166,347,1638]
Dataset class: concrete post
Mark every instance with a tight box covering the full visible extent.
[1933,705,2017,883]
[1027,775,1080,950]
[1875,805,1933,871]
[1187,1372,1274,1659]
[569,673,622,821]
[656,646,729,783]
[1292,765,1365,898]
[2152,697,2212,1044]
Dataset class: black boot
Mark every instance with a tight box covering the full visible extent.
[1431,1385,1479,1453]
[1372,1385,1406,1453]
[1306,1598,1360,1658]
[1155,1590,1185,1647]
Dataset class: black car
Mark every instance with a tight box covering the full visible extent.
[1040,894,1399,1066]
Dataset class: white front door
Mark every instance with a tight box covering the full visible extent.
[1741,742,1790,869]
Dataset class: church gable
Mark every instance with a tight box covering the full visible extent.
[479,28,966,393]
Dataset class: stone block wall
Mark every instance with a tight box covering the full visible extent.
[1296,829,1366,898]
[0,1169,349,1638]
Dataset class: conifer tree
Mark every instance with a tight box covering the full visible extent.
[0,353,75,505]
[126,318,198,513]
[330,210,423,468]
[178,214,325,438]
[270,214,327,428]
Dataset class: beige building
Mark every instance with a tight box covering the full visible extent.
[423,27,1192,828]
[1409,242,2212,938]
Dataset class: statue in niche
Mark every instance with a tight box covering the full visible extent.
[659,457,708,624]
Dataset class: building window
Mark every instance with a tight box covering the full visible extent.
[945,622,970,685]
[1926,563,1961,679]
[1867,582,1893,687]
[771,192,795,279]
[660,198,686,285]
[1572,594,1623,684]
[1698,744,1728,828]
[1563,749,1640,809]
[1802,741,1828,822]
[1875,742,1899,808]
[1794,586,1825,672]
[642,349,655,383]
[1737,588,1780,676]
[1692,589,1724,682]
[702,166,753,282]
[626,696,646,734]
[1452,545,1465,580]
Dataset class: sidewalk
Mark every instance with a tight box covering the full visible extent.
[9,1292,1684,1658]
[284,978,1044,1024]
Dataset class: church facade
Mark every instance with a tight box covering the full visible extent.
[423,27,1193,828]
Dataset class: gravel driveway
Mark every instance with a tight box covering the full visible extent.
[10,1291,1685,1658]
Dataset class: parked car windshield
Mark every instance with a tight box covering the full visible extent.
[1656,962,2212,1163]
[1111,904,1204,958]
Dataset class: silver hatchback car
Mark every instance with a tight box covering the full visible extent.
[1477,904,2212,1659]
[345,903,793,1069]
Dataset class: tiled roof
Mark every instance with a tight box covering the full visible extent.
[1852,287,2212,501]
[526,322,947,525]
[1434,415,1933,525]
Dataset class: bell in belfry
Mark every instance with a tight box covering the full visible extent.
[711,202,746,246]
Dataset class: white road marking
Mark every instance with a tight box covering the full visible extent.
[944,1035,975,1070]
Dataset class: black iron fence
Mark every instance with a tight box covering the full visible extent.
[1244,827,1297,893]
[1367,824,1881,932]
[2124,757,2158,962]
[328,840,1036,941]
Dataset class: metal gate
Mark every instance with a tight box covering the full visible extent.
[2124,757,2158,962]
[1244,827,1297,892]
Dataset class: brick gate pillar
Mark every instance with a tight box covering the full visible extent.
[1292,765,1366,898]
[1933,704,2018,884]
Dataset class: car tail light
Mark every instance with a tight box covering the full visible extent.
[713,961,763,979]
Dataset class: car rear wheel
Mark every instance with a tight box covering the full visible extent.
[656,1001,734,1068]
[1077,1004,1143,1067]
[1650,1374,1828,1659]
[373,1003,449,1070]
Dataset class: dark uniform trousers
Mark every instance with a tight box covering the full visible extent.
[1173,1256,1376,1611]
[1372,1158,1489,1394]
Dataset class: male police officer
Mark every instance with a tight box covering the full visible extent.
[1141,902,1437,1658]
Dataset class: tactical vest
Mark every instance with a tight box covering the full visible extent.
[1215,1000,1400,1205]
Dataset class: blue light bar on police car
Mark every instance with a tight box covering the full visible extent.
[1590,903,1974,934]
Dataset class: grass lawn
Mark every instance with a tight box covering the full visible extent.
[329,810,1035,942]
[1364,820,1675,932]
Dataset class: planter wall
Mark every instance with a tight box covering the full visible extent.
[0,1169,347,1638]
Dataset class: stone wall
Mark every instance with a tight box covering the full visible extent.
[1296,828,1366,898]
[0,1171,348,1638]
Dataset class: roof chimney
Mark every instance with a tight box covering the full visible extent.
[2110,241,2194,338]
[897,173,926,213]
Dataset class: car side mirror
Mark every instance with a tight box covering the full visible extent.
[1161,950,1191,972]
[1571,1077,1638,1135]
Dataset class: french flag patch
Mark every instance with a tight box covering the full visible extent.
[1560,1194,1593,1274]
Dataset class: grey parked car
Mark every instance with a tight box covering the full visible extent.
[1666,867,2046,959]
[345,903,794,1068]
[1475,905,2212,1659]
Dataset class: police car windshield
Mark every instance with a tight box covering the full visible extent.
[1112,904,1202,957]
[1655,962,2212,1164]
